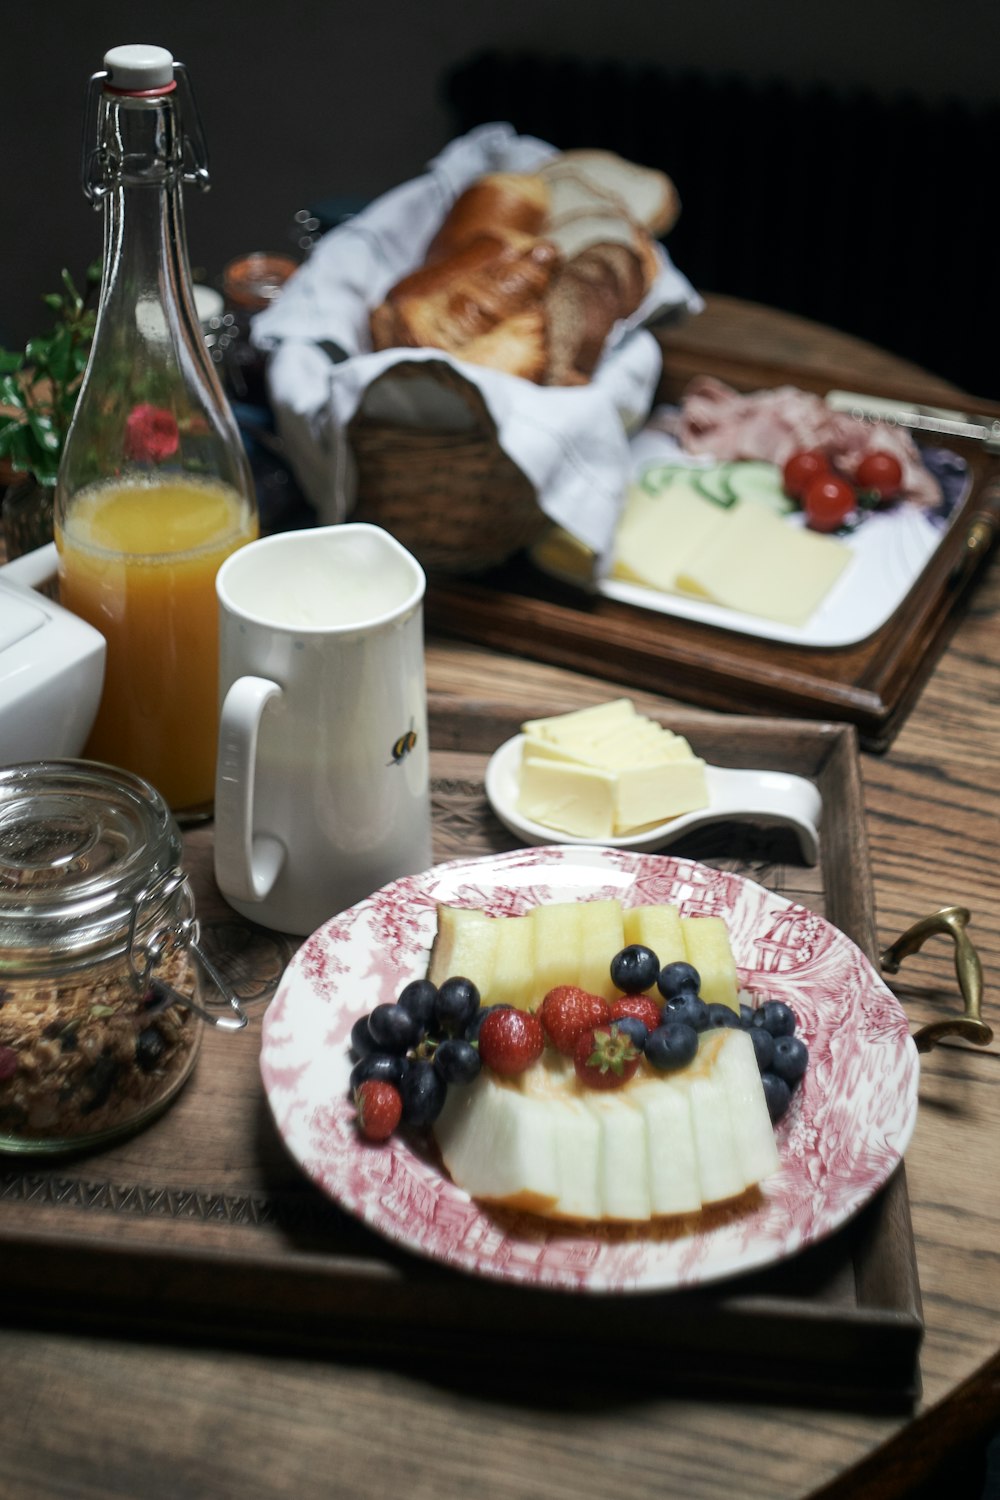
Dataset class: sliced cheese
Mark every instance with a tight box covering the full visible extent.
[676,501,851,627]
[612,484,725,593]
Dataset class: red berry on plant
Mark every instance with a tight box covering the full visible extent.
[803,473,856,532]
[124,403,179,463]
[782,448,829,499]
[354,1079,403,1141]
[610,994,661,1032]
[856,450,904,499]
[573,1024,642,1090]
[478,1007,545,1075]
[539,985,611,1056]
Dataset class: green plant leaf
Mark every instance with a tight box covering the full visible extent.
[42,293,63,313]
[0,373,26,409]
[0,350,24,375]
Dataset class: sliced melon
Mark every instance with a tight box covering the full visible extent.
[681,915,740,1012]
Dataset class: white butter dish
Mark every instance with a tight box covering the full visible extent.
[0,543,105,763]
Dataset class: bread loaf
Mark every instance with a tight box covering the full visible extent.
[370,233,560,381]
[424,172,550,262]
[368,148,680,385]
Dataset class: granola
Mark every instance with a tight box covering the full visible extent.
[0,946,200,1147]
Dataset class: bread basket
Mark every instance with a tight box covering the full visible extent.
[347,360,546,575]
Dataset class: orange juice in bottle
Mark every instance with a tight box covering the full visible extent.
[56,46,258,812]
[58,477,257,810]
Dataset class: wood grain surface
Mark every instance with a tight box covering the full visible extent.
[1,301,998,1500]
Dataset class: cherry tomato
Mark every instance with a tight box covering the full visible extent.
[782,449,829,499]
[856,450,904,499]
[803,474,856,532]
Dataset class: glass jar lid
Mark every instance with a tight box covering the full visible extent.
[0,760,184,977]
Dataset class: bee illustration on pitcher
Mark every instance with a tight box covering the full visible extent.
[388,721,417,766]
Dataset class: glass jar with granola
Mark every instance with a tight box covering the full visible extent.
[0,761,236,1153]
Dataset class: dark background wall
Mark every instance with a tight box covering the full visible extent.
[4,1,997,393]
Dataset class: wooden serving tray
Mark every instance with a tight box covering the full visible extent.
[424,359,1000,751]
[0,701,923,1408]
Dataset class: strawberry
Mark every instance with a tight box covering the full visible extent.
[354,1079,403,1140]
[538,985,611,1056]
[478,1007,545,1075]
[609,993,661,1033]
[573,1024,642,1090]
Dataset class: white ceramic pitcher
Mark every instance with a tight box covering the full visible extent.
[214,523,432,935]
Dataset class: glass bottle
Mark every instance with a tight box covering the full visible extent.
[55,44,258,815]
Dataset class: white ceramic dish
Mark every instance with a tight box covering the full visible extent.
[260,847,920,1295]
[484,734,823,863]
[535,429,972,649]
[0,543,105,763]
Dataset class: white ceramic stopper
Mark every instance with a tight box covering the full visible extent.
[104,44,174,90]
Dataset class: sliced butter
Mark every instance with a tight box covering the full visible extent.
[517,699,710,837]
[517,757,617,838]
[523,699,637,741]
[613,757,709,833]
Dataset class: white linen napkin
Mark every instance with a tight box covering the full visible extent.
[253,122,703,560]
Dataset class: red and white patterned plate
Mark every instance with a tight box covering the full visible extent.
[260,847,920,1293]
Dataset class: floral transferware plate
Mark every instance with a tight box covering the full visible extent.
[260,846,919,1294]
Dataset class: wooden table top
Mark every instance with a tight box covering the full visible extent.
[1,298,998,1500]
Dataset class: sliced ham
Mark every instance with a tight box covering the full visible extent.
[670,376,940,509]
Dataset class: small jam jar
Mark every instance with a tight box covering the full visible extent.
[0,761,245,1154]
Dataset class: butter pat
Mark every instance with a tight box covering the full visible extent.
[517,757,617,838]
[516,699,709,836]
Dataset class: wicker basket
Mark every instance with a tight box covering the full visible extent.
[347,360,547,575]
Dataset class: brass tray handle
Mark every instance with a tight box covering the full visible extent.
[881,905,992,1053]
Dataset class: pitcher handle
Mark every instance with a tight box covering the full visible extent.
[214,674,285,907]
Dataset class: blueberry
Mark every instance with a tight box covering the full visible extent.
[399,1060,447,1126]
[645,1022,699,1072]
[761,1071,792,1121]
[135,1027,166,1073]
[350,1014,377,1058]
[367,1002,420,1055]
[613,1014,649,1051]
[465,1002,512,1042]
[661,993,710,1033]
[435,977,480,1036]
[706,1003,741,1029]
[657,961,701,1001]
[739,1003,755,1030]
[610,944,660,995]
[80,1053,120,1112]
[749,1026,775,1072]
[771,1034,809,1086]
[350,1052,408,1092]
[752,1001,797,1038]
[396,978,438,1032]
[433,1038,482,1085]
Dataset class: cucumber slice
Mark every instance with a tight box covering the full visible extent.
[693,464,738,507]
[639,463,689,496]
[725,461,795,515]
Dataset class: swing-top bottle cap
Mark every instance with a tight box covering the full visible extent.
[104,44,174,92]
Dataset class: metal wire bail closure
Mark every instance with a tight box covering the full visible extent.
[128,871,249,1031]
